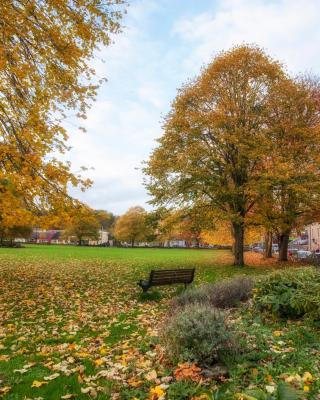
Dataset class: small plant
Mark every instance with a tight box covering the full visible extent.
[234,381,301,400]
[166,380,200,400]
[162,303,237,366]
[253,267,320,321]
[171,276,254,310]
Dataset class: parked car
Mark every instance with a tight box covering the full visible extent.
[288,248,299,257]
[296,250,312,259]
[252,246,264,253]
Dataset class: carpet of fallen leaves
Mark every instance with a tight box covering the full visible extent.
[0,258,178,399]
[0,250,318,400]
[244,252,304,268]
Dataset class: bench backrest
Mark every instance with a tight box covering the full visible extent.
[149,268,195,286]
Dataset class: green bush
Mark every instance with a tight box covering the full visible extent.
[234,382,301,400]
[171,276,254,310]
[162,303,237,366]
[253,267,320,321]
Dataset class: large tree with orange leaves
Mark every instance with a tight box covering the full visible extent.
[145,46,287,266]
[0,1,124,228]
[145,45,320,266]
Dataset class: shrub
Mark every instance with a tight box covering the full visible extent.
[162,303,237,366]
[233,382,301,400]
[253,267,320,321]
[171,276,254,310]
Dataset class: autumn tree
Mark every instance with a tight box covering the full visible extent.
[201,221,262,247]
[94,210,116,232]
[64,207,100,245]
[255,77,320,261]
[0,1,124,228]
[156,205,214,247]
[0,223,32,245]
[114,206,148,246]
[144,45,287,266]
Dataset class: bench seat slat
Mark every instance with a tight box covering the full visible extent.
[151,277,193,283]
[151,274,193,280]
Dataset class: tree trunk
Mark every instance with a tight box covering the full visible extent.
[278,231,290,261]
[232,222,244,266]
[131,239,134,247]
[264,231,273,258]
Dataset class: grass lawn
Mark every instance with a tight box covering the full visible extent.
[0,245,319,399]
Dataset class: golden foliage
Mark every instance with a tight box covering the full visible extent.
[64,206,100,243]
[114,206,148,245]
[145,45,320,263]
[202,222,262,245]
[0,1,124,223]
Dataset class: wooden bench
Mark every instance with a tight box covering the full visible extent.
[138,268,195,292]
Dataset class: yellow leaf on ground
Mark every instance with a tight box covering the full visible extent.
[128,377,143,387]
[94,358,104,367]
[149,385,165,400]
[31,380,48,388]
[302,372,313,384]
[0,386,11,395]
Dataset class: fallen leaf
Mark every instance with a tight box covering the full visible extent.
[145,369,157,381]
[149,385,165,400]
[174,363,202,382]
[0,386,11,395]
[31,380,48,388]
[44,373,60,381]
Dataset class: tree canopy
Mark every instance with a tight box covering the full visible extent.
[145,45,320,265]
[0,0,125,227]
[114,206,149,246]
[64,206,100,245]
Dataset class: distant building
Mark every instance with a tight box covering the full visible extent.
[306,223,320,251]
[85,229,109,246]
[32,228,65,244]
[31,228,109,245]
[164,239,187,248]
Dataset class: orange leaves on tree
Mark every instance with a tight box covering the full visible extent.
[0,1,125,223]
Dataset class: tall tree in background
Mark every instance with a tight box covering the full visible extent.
[257,77,320,261]
[156,205,214,247]
[0,1,124,224]
[145,46,286,266]
[114,206,148,247]
[94,210,117,232]
[64,206,100,245]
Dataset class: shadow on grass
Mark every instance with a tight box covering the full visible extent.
[138,290,162,302]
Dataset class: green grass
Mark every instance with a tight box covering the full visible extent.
[0,245,267,284]
[0,245,317,399]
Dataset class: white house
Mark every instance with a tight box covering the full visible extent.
[88,229,109,245]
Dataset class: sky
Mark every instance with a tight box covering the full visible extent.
[66,0,320,215]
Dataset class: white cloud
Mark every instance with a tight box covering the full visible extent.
[172,0,320,75]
